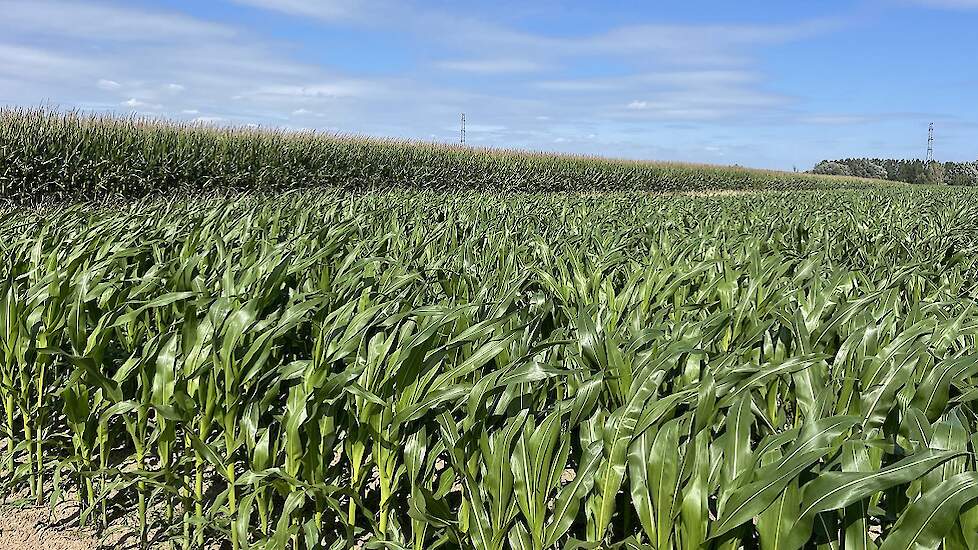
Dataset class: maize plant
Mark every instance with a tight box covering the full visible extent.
[1,186,978,550]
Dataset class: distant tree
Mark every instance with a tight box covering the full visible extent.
[812,161,852,176]
[925,161,945,185]
[897,160,928,184]
[812,158,977,185]
[945,162,978,186]
[868,162,887,180]
[835,158,887,180]
[881,159,902,180]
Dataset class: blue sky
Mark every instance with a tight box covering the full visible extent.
[1,0,976,169]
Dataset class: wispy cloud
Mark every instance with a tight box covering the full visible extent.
[239,82,371,99]
[536,80,622,92]
[799,115,874,125]
[225,0,847,69]
[534,19,847,65]
[97,79,122,91]
[2,0,234,41]
[535,69,787,122]
[436,59,543,74]
[0,0,386,127]
[0,43,96,80]
[229,0,374,21]
[902,0,978,8]
[122,97,162,110]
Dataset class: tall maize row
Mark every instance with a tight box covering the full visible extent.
[0,109,887,204]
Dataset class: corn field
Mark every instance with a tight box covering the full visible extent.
[0,108,885,204]
[2,187,978,549]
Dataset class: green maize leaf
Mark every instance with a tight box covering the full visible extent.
[879,472,978,550]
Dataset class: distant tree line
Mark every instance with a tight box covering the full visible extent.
[812,158,978,185]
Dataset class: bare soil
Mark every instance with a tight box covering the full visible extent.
[0,488,172,550]
[0,496,118,550]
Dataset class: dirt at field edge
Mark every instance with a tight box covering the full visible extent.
[1,499,99,550]
[0,492,149,550]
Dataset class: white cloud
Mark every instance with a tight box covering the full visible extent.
[0,0,393,128]
[227,0,844,69]
[436,59,542,74]
[902,0,978,7]
[0,43,95,80]
[192,116,224,123]
[242,82,369,99]
[97,79,122,90]
[538,71,756,94]
[415,17,851,74]
[229,0,370,20]
[463,124,507,135]
[799,115,873,125]
[536,80,621,92]
[122,98,162,110]
[291,108,325,117]
[2,0,234,41]
[568,20,844,58]
[606,69,786,121]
